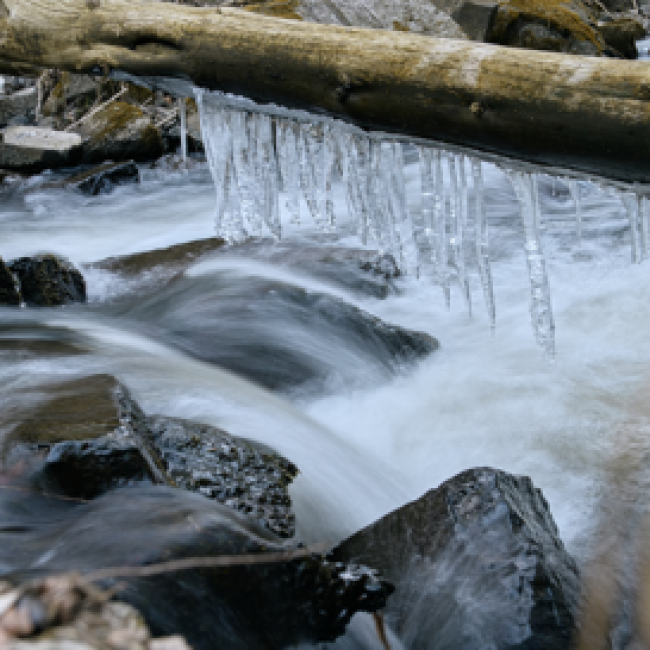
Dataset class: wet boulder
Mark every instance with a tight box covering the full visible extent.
[111,273,438,393]
[64,160,140,196]
[3,374,168,497]
[147,416,298,538]
[0,258,20,306]
[330,467,580,649]
[8,256,86,307]
[78,101,163,164]
[0,486,393,649]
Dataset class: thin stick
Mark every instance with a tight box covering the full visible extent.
[82,543,330,583]
[64,85,128,132]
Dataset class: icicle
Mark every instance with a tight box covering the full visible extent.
[277,120,302,226]
[640,195,650,259]
[435,150,451,309]
[448,154,471,314]
[456,154,472,316]
[418,146,439,278]
[386,142,419,276]
[179,97,188,162]
[622,192,642,263]
[506,169,555,358]
[472,158,495,331]
[567,179,582,246]
[254,113,281,240]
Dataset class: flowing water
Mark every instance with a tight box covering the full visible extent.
[2,123,650,646]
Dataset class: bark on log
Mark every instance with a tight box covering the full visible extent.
[1,0,650,181]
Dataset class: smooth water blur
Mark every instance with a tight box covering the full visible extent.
[1,158,648,569]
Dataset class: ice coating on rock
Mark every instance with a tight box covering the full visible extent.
[195,88,648,355]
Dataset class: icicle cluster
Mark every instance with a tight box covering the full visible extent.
[195,89,648,356]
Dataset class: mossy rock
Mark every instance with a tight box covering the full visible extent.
[488,0,609,55]
[79,101,163,164]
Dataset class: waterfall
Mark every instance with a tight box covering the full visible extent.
[194,88,649,356]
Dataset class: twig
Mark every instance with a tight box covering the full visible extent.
[0,484,90,504]
[82,543,330,583]
[64,85,128,132]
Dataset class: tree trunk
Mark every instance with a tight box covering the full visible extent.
[1,0,649,181]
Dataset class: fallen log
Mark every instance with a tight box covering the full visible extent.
[1,0,650,181]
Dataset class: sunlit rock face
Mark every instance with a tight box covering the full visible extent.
[331,467,580,649]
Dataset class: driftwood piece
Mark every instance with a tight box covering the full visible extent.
[1,0,649,181]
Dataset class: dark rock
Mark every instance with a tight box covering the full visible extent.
[452,0,499,41]
[40,437,155,501]
[0,486,393,649]
[0,258,20,306]
[0,127,84,173]
[147,416,298,538]
[64,160,140,196]
[8,255,86,307]
[110,274,438,393]
[330,467,580,649]
[598,17,645,58]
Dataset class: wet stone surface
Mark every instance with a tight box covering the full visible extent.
[147,416,298,538]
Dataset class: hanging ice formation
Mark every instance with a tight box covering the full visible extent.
[195,88,648,356]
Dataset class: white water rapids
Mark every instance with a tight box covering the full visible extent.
[2,98,650,645]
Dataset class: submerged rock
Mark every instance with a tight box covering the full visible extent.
[147,416,298,538]
[0,486,393,649]
[64,160,140,196]
[0,258,20,306]
[90,237,226,289]
[111,273,437,393]
[331,467,580,649]
[8,256,86,307]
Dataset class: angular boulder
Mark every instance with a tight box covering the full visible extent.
[0,127,83,173]
[4,374,169,495]
[0,258,20,306]
[331,467,580,649]
[78,101,163,164]
[8,255,86,307]
[147,416,298,538]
